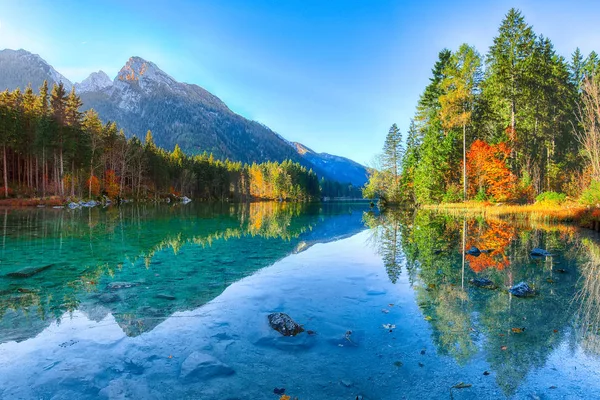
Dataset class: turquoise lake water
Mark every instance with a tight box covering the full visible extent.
[0,203,600,399]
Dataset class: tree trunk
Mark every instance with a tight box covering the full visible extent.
[59,146,64,196]
[42,147,46,198]
[3,145,8,198]
[71,160,75,197]
[463,122,467,201]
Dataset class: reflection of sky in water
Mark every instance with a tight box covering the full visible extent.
[0,206,600,399]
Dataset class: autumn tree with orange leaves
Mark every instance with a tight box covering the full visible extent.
[466,140,516,201]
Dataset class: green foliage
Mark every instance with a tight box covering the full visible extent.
[363,124,404,204]
[580,181,600,206]
[442,184,463,203]
[0,83,326,202]
[535,191,566,205]
[383,8,587,204]
[474,187,488,202]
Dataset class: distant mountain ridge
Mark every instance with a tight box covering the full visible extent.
[74,71,112,93]
[0,48,368,186]
[291,142,368,186]
[0,49,73,91]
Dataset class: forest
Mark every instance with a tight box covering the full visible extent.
[364,8,600,206]
[0,81,359,202]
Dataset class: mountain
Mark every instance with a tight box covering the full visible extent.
[0,49,368,185]
[74,71,112,93]
[78,56,303,165]
[292,142,368,186]
[0,49,72,92]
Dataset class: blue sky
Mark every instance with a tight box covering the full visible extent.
[1,0,599,165]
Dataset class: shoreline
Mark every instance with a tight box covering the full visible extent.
[0,197,369,209]
[423,201,600,230]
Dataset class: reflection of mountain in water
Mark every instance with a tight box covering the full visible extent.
[368,209,596,396]
[0,202,369,341]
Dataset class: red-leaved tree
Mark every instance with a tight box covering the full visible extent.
[466,140,516,201]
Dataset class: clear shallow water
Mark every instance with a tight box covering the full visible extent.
[0,204,600,399]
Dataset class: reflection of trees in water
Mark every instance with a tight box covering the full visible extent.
[416,284,477,364]
[363,210,406,283]
[0,202,324,338]
[369,209,590,396]
[466,218,515,272]
[575,238,600,355]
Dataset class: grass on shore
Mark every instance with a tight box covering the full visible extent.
[424,201,600,228]
[0,197,66,208]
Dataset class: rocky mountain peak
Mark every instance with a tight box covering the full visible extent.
[116,56,175,87]
[74,71,112,93]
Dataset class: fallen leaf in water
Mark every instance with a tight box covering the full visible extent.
[557,269,567,273]
[394,361,403,367]
[168,355,173,359]
[273,388,286,395]
[420,349,426,355]
[553,329,558,333]
[280,396,291,400]
[419,362,424,367]
[499,334,505,337]
[307,330,316,335]
[388,303,394,307]
[424,316,433,321]
[452,382,472,389]
[483,371,490,376]
[428,284,436,289]
[382,309,390,314]
[549,386,557,389]
[511,327,525,333]
[546,278,555,283]
[501,346,508,351]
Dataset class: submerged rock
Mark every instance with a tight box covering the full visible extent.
[469,278,497,289]
[106,281,140,290]
[508,282,535,297]
[267,312,304,336]
[6,264,53,278]
[531,248,552,257]
[466,246,481,256]
[98,292,120,303]
[179,352,234,381]
[155,294,176,301]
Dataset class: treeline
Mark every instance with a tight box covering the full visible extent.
[0,81,339,202]
[365,8,600,205]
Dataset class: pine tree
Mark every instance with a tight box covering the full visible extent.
[382,123,404,202]
[484,8,536,173]
[50,82,68,195]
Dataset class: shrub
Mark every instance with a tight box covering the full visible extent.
[442,184,463,203]
[474,187,488,202]
[535,191,566,205]
[580,181,600,206]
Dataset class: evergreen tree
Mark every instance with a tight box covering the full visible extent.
[483,8,536,172]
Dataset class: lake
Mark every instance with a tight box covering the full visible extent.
[0,203,599,399]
